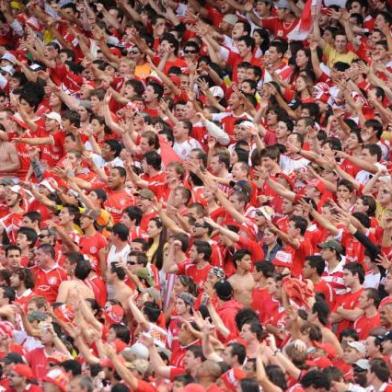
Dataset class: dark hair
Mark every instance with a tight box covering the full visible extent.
[0,286,15,303]
[105,140,123,158]
[143,301,161,322]
[312,299,330,326]
[62,110,81,128]
[363,143,382,162]
[301,370,331,390]
[289,216,308,235]
[255,261,275,277]
[370,359,390,383]
[306,255,325,276]
[74,259,92,281]
[112,223,129,241]
[147,81,164,100]
[123,206,143,226]
[239,378,259,392]
[171,233,189,253]
[110,263,126,280]
[340,328,359,342]
[187,345,205,361]
[265,365,287,390]
[12,268,34,290]
[38,243,55,259]
[23,211,41,224]
[233,249,251,267]
[143,151,162,171]
[111,323,130,344]
[235,308,259,331]
[344,262,365,284]
[17,227,38,248]
[193,240,212,261]
[5,245,21,257]
[61,359,82,376]
[229,342,246,365]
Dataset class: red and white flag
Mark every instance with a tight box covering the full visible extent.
[287,0,322,41]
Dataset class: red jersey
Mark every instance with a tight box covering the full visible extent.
[79,232,107,270]
[314,279,335,308]
[104,188,135,223]
[284,238,313,278]
[177,262,212,285]
[31,264,68,303]
[353,312,381,340]
[85,275,107,307]
[252,287,279,324]
[334,288,364,336]
[39,130,65,167]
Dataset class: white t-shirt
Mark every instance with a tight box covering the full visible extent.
[173,138,202,160]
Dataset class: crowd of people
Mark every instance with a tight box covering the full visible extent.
[0,0,391,391]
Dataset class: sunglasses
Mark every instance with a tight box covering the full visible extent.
[39,234,49,238]
[128,49,140,55]
[194,223,206,228]
[184,49,197,54]
[127,260,143,265]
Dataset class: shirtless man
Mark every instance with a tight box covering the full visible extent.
[57,253,95,303]
[228,249,255,307]
[0,138,20,177]
[106,262,135,309]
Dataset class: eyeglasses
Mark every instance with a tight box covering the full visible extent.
[127,260,143,265]
[194,223,206,228]
[184,49,197,54]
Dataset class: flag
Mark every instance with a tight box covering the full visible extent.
[287,0,322,41]
[158,135,182,166]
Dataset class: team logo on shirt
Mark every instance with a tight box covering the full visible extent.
[90,246,97,254]
[48,276,58,285]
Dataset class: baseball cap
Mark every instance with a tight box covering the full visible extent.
[354,359,370,371]
[306,356,333,369]
[272,251,293,268]
[135,188,155,200]
[318,240,344,254]
[43,368,69,392]
[222,14,238,25]
[122,343,149,361]
[1,65,15,75]
[28,310,48,323]
[209,86,224,100]
[45,112,62,125]
[1,52,17,64]
[382,331,392,342]
[10,364,34,380]
[348,341,366,355]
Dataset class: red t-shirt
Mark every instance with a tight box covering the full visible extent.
[177,262,212,285]
[353,312,381,340]
[103,188,135,223]
[285,238,313,278]
[31,264,68,303]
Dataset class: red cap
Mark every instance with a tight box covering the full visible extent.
[11,364,34,380]
[272,251,293,268]
[43,368,69,392]
[104,304,124,325]
[313,341,337,359]
[306,356,333,369]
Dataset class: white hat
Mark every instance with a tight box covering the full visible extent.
[348,341,366,355]
[1,52,16,64]
[122,343,149,361]
[45,112,62,125]
[209,86,224,100]
[0,65,15,75]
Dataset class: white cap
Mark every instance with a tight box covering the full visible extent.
[209,86,224,100]
[0,65,15,75]
[348,341,366,355]
[1,52,16,64]
[123,343,149,360]
[45,112,62,125]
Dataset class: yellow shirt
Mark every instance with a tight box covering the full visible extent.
[324,44,358,68]
[135,63,151,80]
